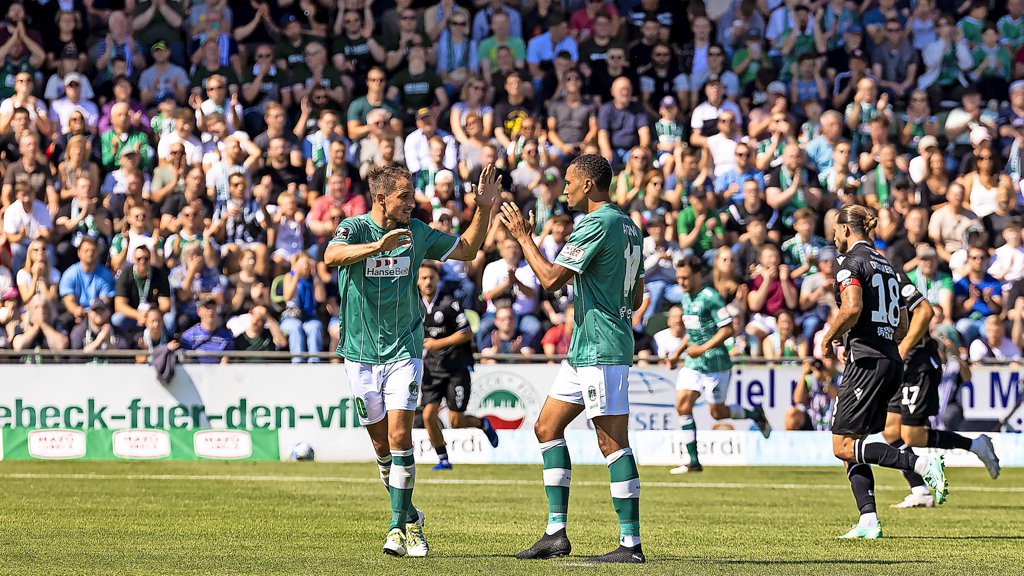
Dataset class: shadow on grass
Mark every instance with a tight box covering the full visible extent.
[431,555,929,566]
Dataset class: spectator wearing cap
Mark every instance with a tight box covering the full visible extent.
[58,236,116,330]
[689,75,742,149]
[139,41,189,107]
[404,108,457,175]
[273,14,314,71]
[597,77,650,170]
[908,135,942,189]
[131,0,186,66]
[955,244,1003,344]
[180,296,235,364]
[70,297,130,359]
[43,43,93,102]
[48,73,99,134]
[0,72,50,137]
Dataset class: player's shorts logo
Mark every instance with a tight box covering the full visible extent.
[588,386,598,402]
[366,256,411,277]
[409,381,418,398]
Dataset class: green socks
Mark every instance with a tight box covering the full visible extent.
[607,447,641,547]
[386,449,416,530]
[540,438,571,534]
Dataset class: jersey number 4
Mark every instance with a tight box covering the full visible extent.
[870,274,900,327]
[623,245,641,300]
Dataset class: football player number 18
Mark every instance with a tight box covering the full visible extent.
[623,245,641,300]
[870,274,900,327]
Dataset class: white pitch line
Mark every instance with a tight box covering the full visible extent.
[1,472,1022,493]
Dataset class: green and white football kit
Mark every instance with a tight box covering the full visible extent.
[675,287,733,404]
[330,214,459,423]
[548,204,644,418]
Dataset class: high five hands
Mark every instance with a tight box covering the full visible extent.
[498,202,535,242]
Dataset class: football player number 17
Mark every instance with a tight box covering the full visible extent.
[623,245,641,300]
[870,274,900,327]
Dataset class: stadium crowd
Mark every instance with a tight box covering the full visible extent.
[0,0,1023,398]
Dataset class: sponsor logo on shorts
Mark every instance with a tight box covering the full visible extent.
[365,256,411,278]
[409,382,419,399]
[588,386,597,402]
[559,243,585,263]
[27,429,87,459]
[193,430,253,460]
[112,429,171,459]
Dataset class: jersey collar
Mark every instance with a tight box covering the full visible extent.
[422,291,440,313]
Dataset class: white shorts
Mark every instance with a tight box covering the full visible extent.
[746,313,777,336]
[345,359,423,426]
[548,361,630,418]
[675,367,731,405]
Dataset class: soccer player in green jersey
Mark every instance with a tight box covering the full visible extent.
[324,164,501,558]
[668,257,771,474]
[499,155,647,564]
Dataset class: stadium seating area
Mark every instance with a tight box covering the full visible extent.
[1,0,1024,376]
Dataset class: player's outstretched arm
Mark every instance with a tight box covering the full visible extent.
[499,202,574,291]
[448,164,499,261]
[323,229,411,268]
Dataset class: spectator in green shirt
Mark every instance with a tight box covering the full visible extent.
[677,188,725,260]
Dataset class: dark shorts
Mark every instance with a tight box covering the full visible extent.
[421,368,473,412]
[832,354,903,436]
[887,361,941,427]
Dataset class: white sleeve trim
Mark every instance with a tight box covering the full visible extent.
[555,260,582,274]
[438,238,459,262]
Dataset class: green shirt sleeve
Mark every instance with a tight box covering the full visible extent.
[329,217,363,245]
[555,216,604,274]
[416,219,460,261]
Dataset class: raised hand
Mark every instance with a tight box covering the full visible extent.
[377,228,412,252]
[498,202,534,242]
[474,163,502,209]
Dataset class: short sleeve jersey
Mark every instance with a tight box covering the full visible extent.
[679,286,733,373]
[330,215,459,364]
[554,203,642,367]
[422,293,473,375]
[834,241,901,360]
[897,271,942,371]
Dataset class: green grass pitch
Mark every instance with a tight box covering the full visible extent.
[1,461,1021,575]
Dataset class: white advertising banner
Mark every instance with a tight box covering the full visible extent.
[0,363,1019,463]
